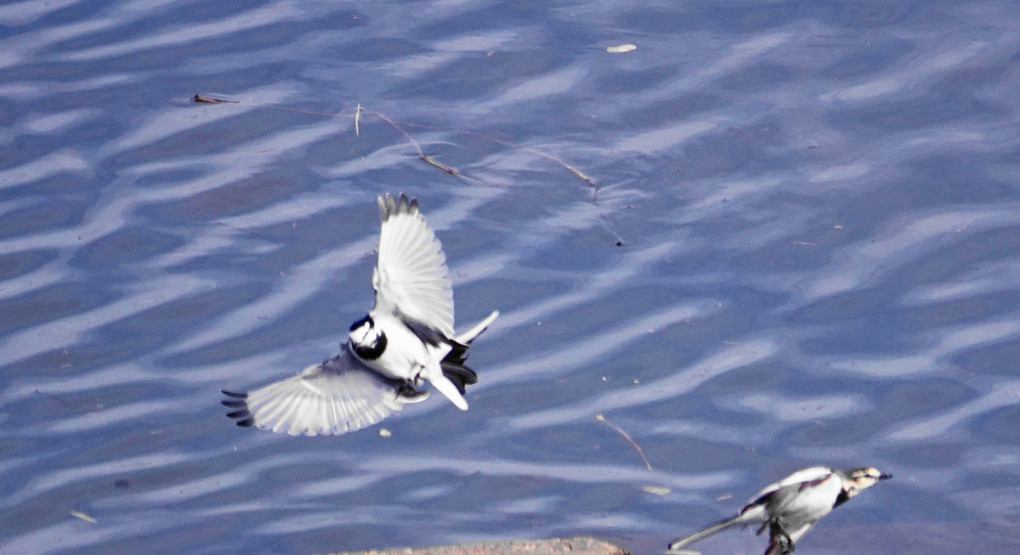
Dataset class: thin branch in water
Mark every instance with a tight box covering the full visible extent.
[396,119,618,242]
[191,99,597,204]
[361,108,425,156]
[386,121,599,198]
[523,146,596,187]
[596,413,651,470]
[360,108,481,182]
[521,146,599,202]
[599,215,625,247]
[420,154,458,175]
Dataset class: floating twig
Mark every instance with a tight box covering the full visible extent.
[361,108,615,240]
[596,413,652,471]
[186,98,613,236]
[436,127,600,196]
[360,116,599,194]
[599,215,625,247]
[193,94,235,104]
[360,108,482,182]
[420,155,459,175]
[362,108,425,156]
[188,98,595,189]
[520,146,599,201]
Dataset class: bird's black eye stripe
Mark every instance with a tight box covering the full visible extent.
[350,315,373,332]
[354,332,387,360]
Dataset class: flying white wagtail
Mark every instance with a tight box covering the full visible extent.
[666,465,892,555]
[222,193,499,435]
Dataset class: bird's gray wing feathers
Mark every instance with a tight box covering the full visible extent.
[745,466,834,511]
[222,349,411,436]
[745,467,835,541]
[372,193,454,335]
[398,311,448,347]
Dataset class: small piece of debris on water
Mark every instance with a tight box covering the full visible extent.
[193,94,235,104]
[606,44,637,53]
[71,511,96,523]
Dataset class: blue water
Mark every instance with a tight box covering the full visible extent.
[2,1,1018,553]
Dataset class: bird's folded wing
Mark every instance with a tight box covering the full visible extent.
[223,352,410,436]
[745,466,833,508]
[372,193,454,336]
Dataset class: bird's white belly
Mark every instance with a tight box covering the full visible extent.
[371,322,437,382]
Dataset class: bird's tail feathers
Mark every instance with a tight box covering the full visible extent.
[455,310,499,344]
[415,311,496,410]
[440,361,477,394]
[427,369,469,410]
[666,515,746,552]
[434,310,496,383]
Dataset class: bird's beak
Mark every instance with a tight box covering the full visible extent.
[879,473,893,480]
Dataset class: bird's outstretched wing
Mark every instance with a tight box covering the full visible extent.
[372,193,454,336]
[221,348,421,436]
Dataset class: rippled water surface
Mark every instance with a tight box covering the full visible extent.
[2,1,1019,553]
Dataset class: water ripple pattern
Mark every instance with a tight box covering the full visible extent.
[1,1,1018,554]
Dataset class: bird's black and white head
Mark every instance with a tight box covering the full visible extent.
[348,314,387,360]
[842,466,892,499]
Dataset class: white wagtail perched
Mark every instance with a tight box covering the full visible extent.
[666,466,892,555]
[222,193,499,436]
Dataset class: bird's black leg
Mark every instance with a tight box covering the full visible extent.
[763,520,794,555]
[396,380,429,403]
